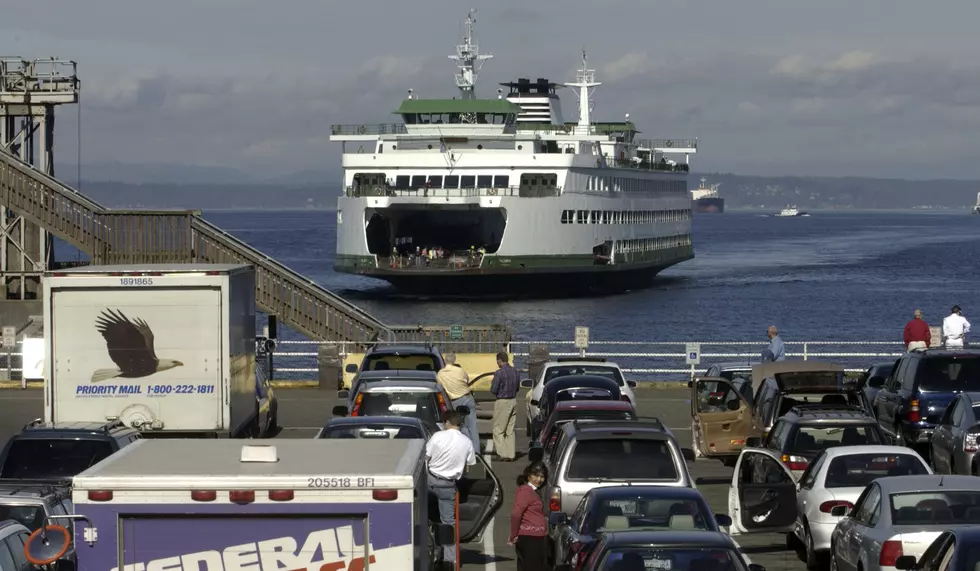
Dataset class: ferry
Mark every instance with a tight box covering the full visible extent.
[329,11,697,295]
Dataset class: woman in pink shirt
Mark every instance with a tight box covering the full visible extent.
[508,462,550,571]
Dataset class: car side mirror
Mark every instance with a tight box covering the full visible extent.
[548,512,568,526]
[433,523,455,545]
[455,405,470,416]
[894,555,917,571]
[528,447,544,463]
[748,565,766,571]
[520,379,533,389]
[626,380,637,388]
[714,513,732,527]
[830,505,849,517]
[331,406,348,417]
[530,399,539,406]
[868,376,885,389]
[345,364,358,374]
[337,390,350,399]
[24,524,72,566]
[746,437,761,447]
[727,399,740,411]
[681,448,695,462]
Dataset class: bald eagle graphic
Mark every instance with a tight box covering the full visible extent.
[91,309,184,383]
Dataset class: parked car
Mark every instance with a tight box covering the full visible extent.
[0,419,141,480]
[829,475,980,571]
[754,405,890,477]
[929,391,980,475]
[895,527,980,571]
[315,416,430,439]
[873,349,980,452]
[535,420,695,516]
[548,486,732,569]
[532,399,637,452]
[855,362,896,411]
[554,531,764,571]
[522,358,636,438]
[332,379,454,434]
[0,520,33,571]
[689,375,754,466]
[343,343,446,389]
[702,360,759,403]
[529,375,624,438]
[0,480,77,568]
[341,369,442,410]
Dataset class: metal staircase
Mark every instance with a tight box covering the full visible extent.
[0,147,393,346]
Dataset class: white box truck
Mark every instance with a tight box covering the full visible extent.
[42,263,273,437]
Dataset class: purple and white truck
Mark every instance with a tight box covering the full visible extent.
[23,439,502,571]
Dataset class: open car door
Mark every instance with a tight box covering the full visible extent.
[727,448,798,536]
[691,377,753,460]
[430,453,503,543]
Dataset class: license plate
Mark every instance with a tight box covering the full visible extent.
[389,404,418,412]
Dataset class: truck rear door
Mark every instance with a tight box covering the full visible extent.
[51,286,223,431]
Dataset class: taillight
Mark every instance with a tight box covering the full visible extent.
[620,395,630,402]
[906,400,921,423]
[819,500,853,514]
[781,454,809,471]
[87,490,113,502]
[549,487,561,512]
[229,490,255,504]
[880,540,903,566]
[268,490,294,501]
[351,394,364,416]
[436,393,448,413]
[965,433,979,453]
[373,489,398,501]
[191,490,217,502]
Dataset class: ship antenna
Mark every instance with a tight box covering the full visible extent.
[449,9,493,100]
[564,50,601,134]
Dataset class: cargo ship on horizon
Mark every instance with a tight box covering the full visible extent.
[690,177,724,214]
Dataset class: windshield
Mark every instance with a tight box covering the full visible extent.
[555,388,614,403]
[320,424,425,439]
[589,497,712,533]
[0,504,45,531]
[0,439,115,479]
[567,439,678,481]
[357,391,442,430]
[361,354,440,373]
[545,366,625,386]
[824,454,929,488]
[890,491,980,524]
[916,356,980,391]
[600,548,744,571]
[790,425,883,457]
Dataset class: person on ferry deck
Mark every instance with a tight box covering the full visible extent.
[761,326,786,362]
[903,309,931,351]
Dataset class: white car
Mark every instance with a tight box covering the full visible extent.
[521,358,636,438]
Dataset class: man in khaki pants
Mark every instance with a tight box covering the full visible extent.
[490,351,519,461]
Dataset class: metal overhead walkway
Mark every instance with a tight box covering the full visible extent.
[0,148,393,346]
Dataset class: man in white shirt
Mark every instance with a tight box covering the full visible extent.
[425,410,475,567]
[943,305,972,349]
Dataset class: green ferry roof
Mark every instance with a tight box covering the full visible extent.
[394,99,523,115]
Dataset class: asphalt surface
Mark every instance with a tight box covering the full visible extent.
[0,388,809,571]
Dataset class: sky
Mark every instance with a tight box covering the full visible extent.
[5,0,980,181]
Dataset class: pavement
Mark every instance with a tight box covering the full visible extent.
[0,388,809,571]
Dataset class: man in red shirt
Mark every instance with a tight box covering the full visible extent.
[904,309,931,351]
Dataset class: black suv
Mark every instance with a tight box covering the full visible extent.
[872,349,980,451]
[754,405,888,476]
[0,419,141,480]
[344,344,445,388]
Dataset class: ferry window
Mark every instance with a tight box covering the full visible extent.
[411,175,426,189]
[445,175,460,188]
[577,210,587,224]
[561,210,572,224]
[461,175,476,188]
[395,175,410,189]
[494,175,509,188]
[427,175,443,188]
[477,175,493,187]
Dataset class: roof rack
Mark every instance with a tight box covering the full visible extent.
[555,357,607,363]
[788,404,866,415]
[571,418,666,431]
[101,419,127,433]
[0,478,71,496]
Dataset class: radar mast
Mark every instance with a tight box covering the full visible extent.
[448,9,493,100]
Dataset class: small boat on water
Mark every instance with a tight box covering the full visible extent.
[973,191,980,215]
[776,205,809,217]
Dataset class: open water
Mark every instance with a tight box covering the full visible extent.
[190,209,980,344]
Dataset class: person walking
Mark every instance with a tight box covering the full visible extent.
[490,351,519,462]
[425,411,476,569]
[761,326,786,362]
[943,305,972,349]
[903,309,931,351]
[436,353,481,454]
[508,462,549,571]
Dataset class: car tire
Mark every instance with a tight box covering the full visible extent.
[804,523,820,571]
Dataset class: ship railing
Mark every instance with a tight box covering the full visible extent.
[636,138,699,151]
[344,185,561,198]
[607,159,690,173]
[331,124,409,136]
[378,252,486,271]
[203,339,908,383]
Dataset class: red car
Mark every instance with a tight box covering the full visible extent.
[530,400,638,462]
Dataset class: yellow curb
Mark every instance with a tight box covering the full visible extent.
[0,381,42,389]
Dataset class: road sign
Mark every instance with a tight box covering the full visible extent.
[574,326,590,350]
[1,327,14,348]
[685,343,701,365]
[449,324,464,340]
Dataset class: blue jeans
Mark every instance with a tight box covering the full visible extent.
[429,480,457,563]
[452,394,481,454]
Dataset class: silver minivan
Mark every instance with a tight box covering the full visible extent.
[536,420,695,517]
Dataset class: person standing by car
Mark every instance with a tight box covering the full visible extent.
[943,305,971,349]
[903,309,931,351]
[490,351,519,462]
[425,411,475,568]
[436,353,481,453]
[508,462,549,571]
